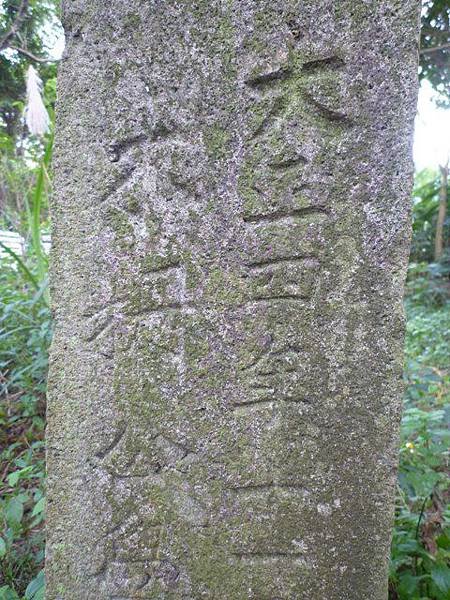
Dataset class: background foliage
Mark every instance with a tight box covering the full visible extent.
[0,0,58,228]
[0,0,449,598]
[420,1,450,107]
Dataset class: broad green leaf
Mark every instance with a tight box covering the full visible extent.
[31,497,45,517]
[397,572,424,599]
[0,538,6,558]
[25,570,45,600]
[430,564,450,594]
[5,498,23,527]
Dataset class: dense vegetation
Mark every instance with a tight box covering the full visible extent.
[389,172,450,597]
[0,1,449,599]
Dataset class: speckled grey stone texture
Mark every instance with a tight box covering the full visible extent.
[47,1,421,598]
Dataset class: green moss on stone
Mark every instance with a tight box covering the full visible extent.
[105,206,134,250]
[204,125,231,160]
[124,12,141,29]
[126,193,141,214]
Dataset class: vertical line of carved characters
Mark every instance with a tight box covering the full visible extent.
[96,310,214,483]
[90,310,215,597]
[98,126,212,318]
[238,47,355,311]
[222,299,330,583]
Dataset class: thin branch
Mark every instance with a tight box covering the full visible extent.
[0,0,29,51]
[420,42,450,54]
[9,45,57,63]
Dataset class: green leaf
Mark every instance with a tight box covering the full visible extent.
[436,530,450,550]
[0,538,6,558]
[397,572,424,599]
[25,570,45,600]
[5,497,23,527]
[7,466,33,487]
[0,586,20,600]
[31,497,45,517]
[430,564,450,594]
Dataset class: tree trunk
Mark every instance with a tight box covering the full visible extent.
[47,2,421,598]
[434,162,448,261]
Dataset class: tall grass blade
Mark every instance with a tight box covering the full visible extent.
[0,242,40,291]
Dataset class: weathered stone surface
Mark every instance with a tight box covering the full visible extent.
[47,1,420,598]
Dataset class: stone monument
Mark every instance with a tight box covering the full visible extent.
[47,1,420,598]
